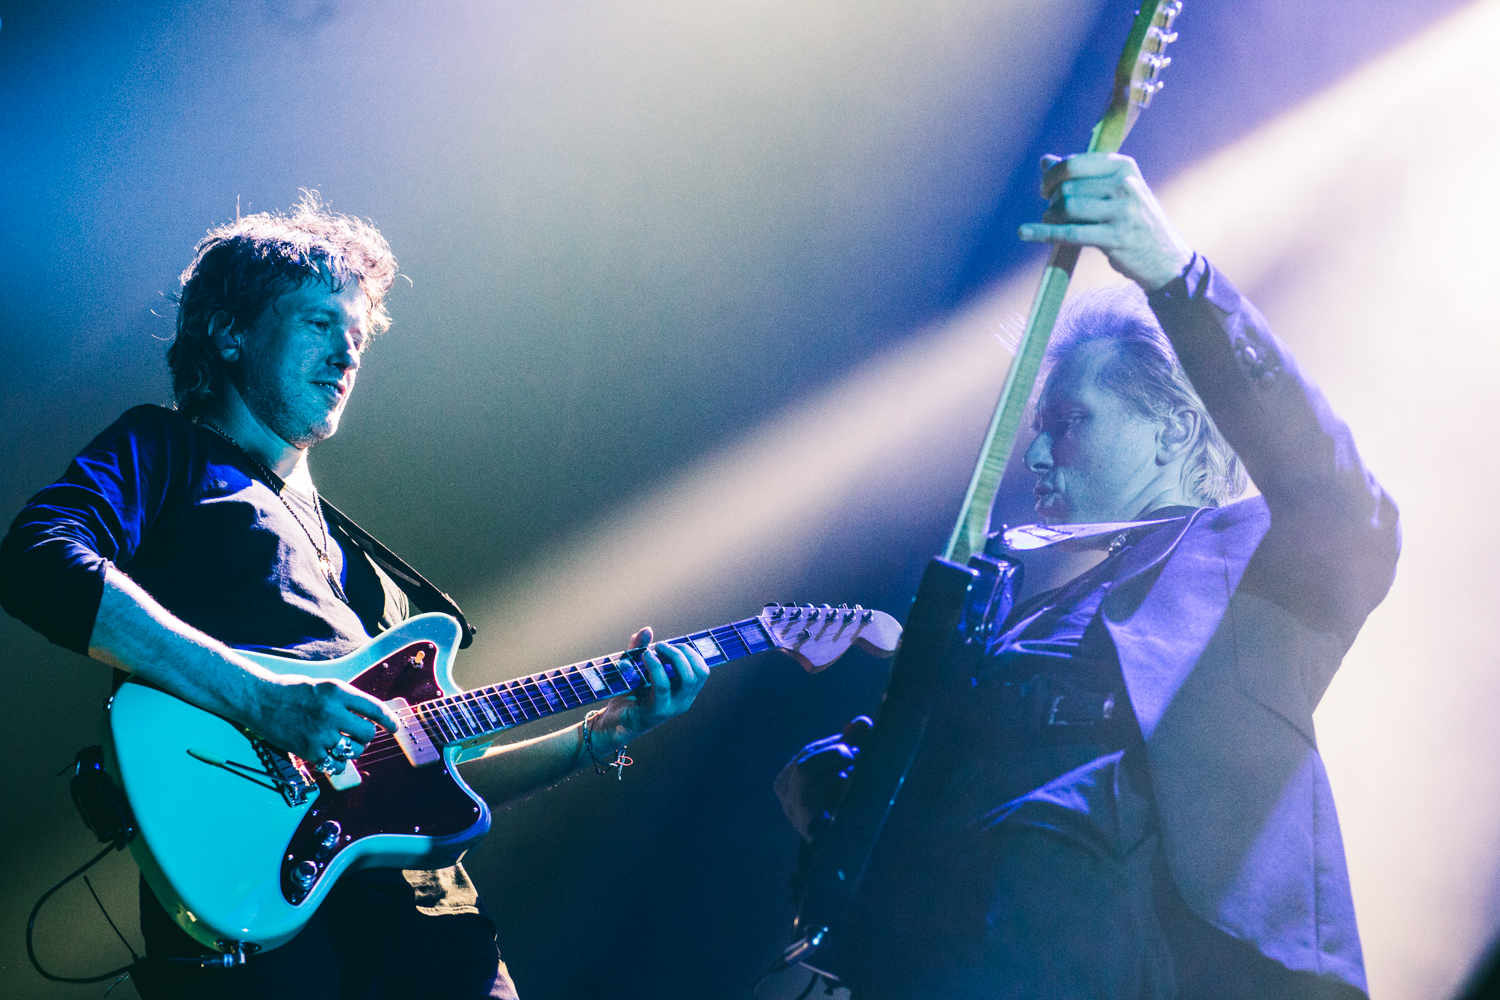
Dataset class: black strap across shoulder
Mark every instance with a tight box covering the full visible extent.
[319,498,477,649]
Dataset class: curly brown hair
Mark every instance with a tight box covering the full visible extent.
[168,191,398,417]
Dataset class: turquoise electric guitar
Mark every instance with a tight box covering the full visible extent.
[787,0,1186,976]
[105,605,900,957]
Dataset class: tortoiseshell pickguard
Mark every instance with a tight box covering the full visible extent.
[278,641,489,904]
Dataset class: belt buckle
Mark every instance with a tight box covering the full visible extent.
[1042,681,1116,727]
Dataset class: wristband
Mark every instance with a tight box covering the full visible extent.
[583,710,632,780]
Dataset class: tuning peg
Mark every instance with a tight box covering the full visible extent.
[788,607,802,620]
[808,606,820,621]
[819,604,834,619]
[764,602,784,620]
[1133,79,1166,107]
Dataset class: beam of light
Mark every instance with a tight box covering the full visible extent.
[467,275,1025,669]
[1115,5,1500,998]
[472,3,1500,997]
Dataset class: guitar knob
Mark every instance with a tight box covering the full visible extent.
[314,820,342,853]
[292,860,319,890]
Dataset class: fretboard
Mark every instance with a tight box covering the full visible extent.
[409,617,775,748]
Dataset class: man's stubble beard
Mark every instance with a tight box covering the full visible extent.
[231,359,343,451]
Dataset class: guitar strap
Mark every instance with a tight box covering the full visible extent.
[995,516,1185,553]
[319,498,477,649]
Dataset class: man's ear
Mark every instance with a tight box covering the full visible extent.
[207,311,242,363]
[1157,407,1199,465]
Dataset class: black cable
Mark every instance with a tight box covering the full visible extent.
[84,874,141,963]
[26,843,138,984]
[791,971,823,1000]
[752,963,825,1000]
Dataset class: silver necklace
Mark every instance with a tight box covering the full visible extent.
[199,421,348,602]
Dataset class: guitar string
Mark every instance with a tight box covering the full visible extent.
[348,656,649,767]
[348,655,652,768]
[307,613,824,768]
[348,615,814,767]
[338,619,785,768]
[380,619,760,728]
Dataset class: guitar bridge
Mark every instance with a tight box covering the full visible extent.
[252,740,317,807]
[186,743,318,807]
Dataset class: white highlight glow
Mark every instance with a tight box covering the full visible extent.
[476,3,1500,996]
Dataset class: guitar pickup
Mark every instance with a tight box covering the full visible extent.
[387,698,441,767]
[322,759,362,790]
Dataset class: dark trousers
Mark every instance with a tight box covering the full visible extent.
[132,873,519,1000]
[841,822,1171,1000]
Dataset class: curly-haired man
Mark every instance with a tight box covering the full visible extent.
[0,194,710,998]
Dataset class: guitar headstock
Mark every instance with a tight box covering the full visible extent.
[760,603,901,674]
[1090,0,1183,154]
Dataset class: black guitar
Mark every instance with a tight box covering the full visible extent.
[785,0,1186,976]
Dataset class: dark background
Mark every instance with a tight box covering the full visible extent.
[1,2,1489,998]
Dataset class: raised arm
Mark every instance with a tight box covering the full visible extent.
[1019,153,1378,501]
[1020,153,1399,628]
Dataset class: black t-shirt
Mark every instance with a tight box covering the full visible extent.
[0,405,481,920]
[0,404,407,658]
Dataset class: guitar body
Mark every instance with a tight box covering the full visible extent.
[787,2,1184,973]
[105,613,490,954]
[103,604,902,956]
[790,558,977,974]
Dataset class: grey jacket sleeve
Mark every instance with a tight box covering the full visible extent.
[1147,256,1400,642]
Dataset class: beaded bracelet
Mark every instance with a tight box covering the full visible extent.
[583,710,632,780]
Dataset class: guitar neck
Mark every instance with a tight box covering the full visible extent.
[408,618,775,750]
[944,0,1181,566]
[945,243,1080,563]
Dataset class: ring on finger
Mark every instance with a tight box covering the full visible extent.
[330,735,356,761]
[315,753,342,775]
